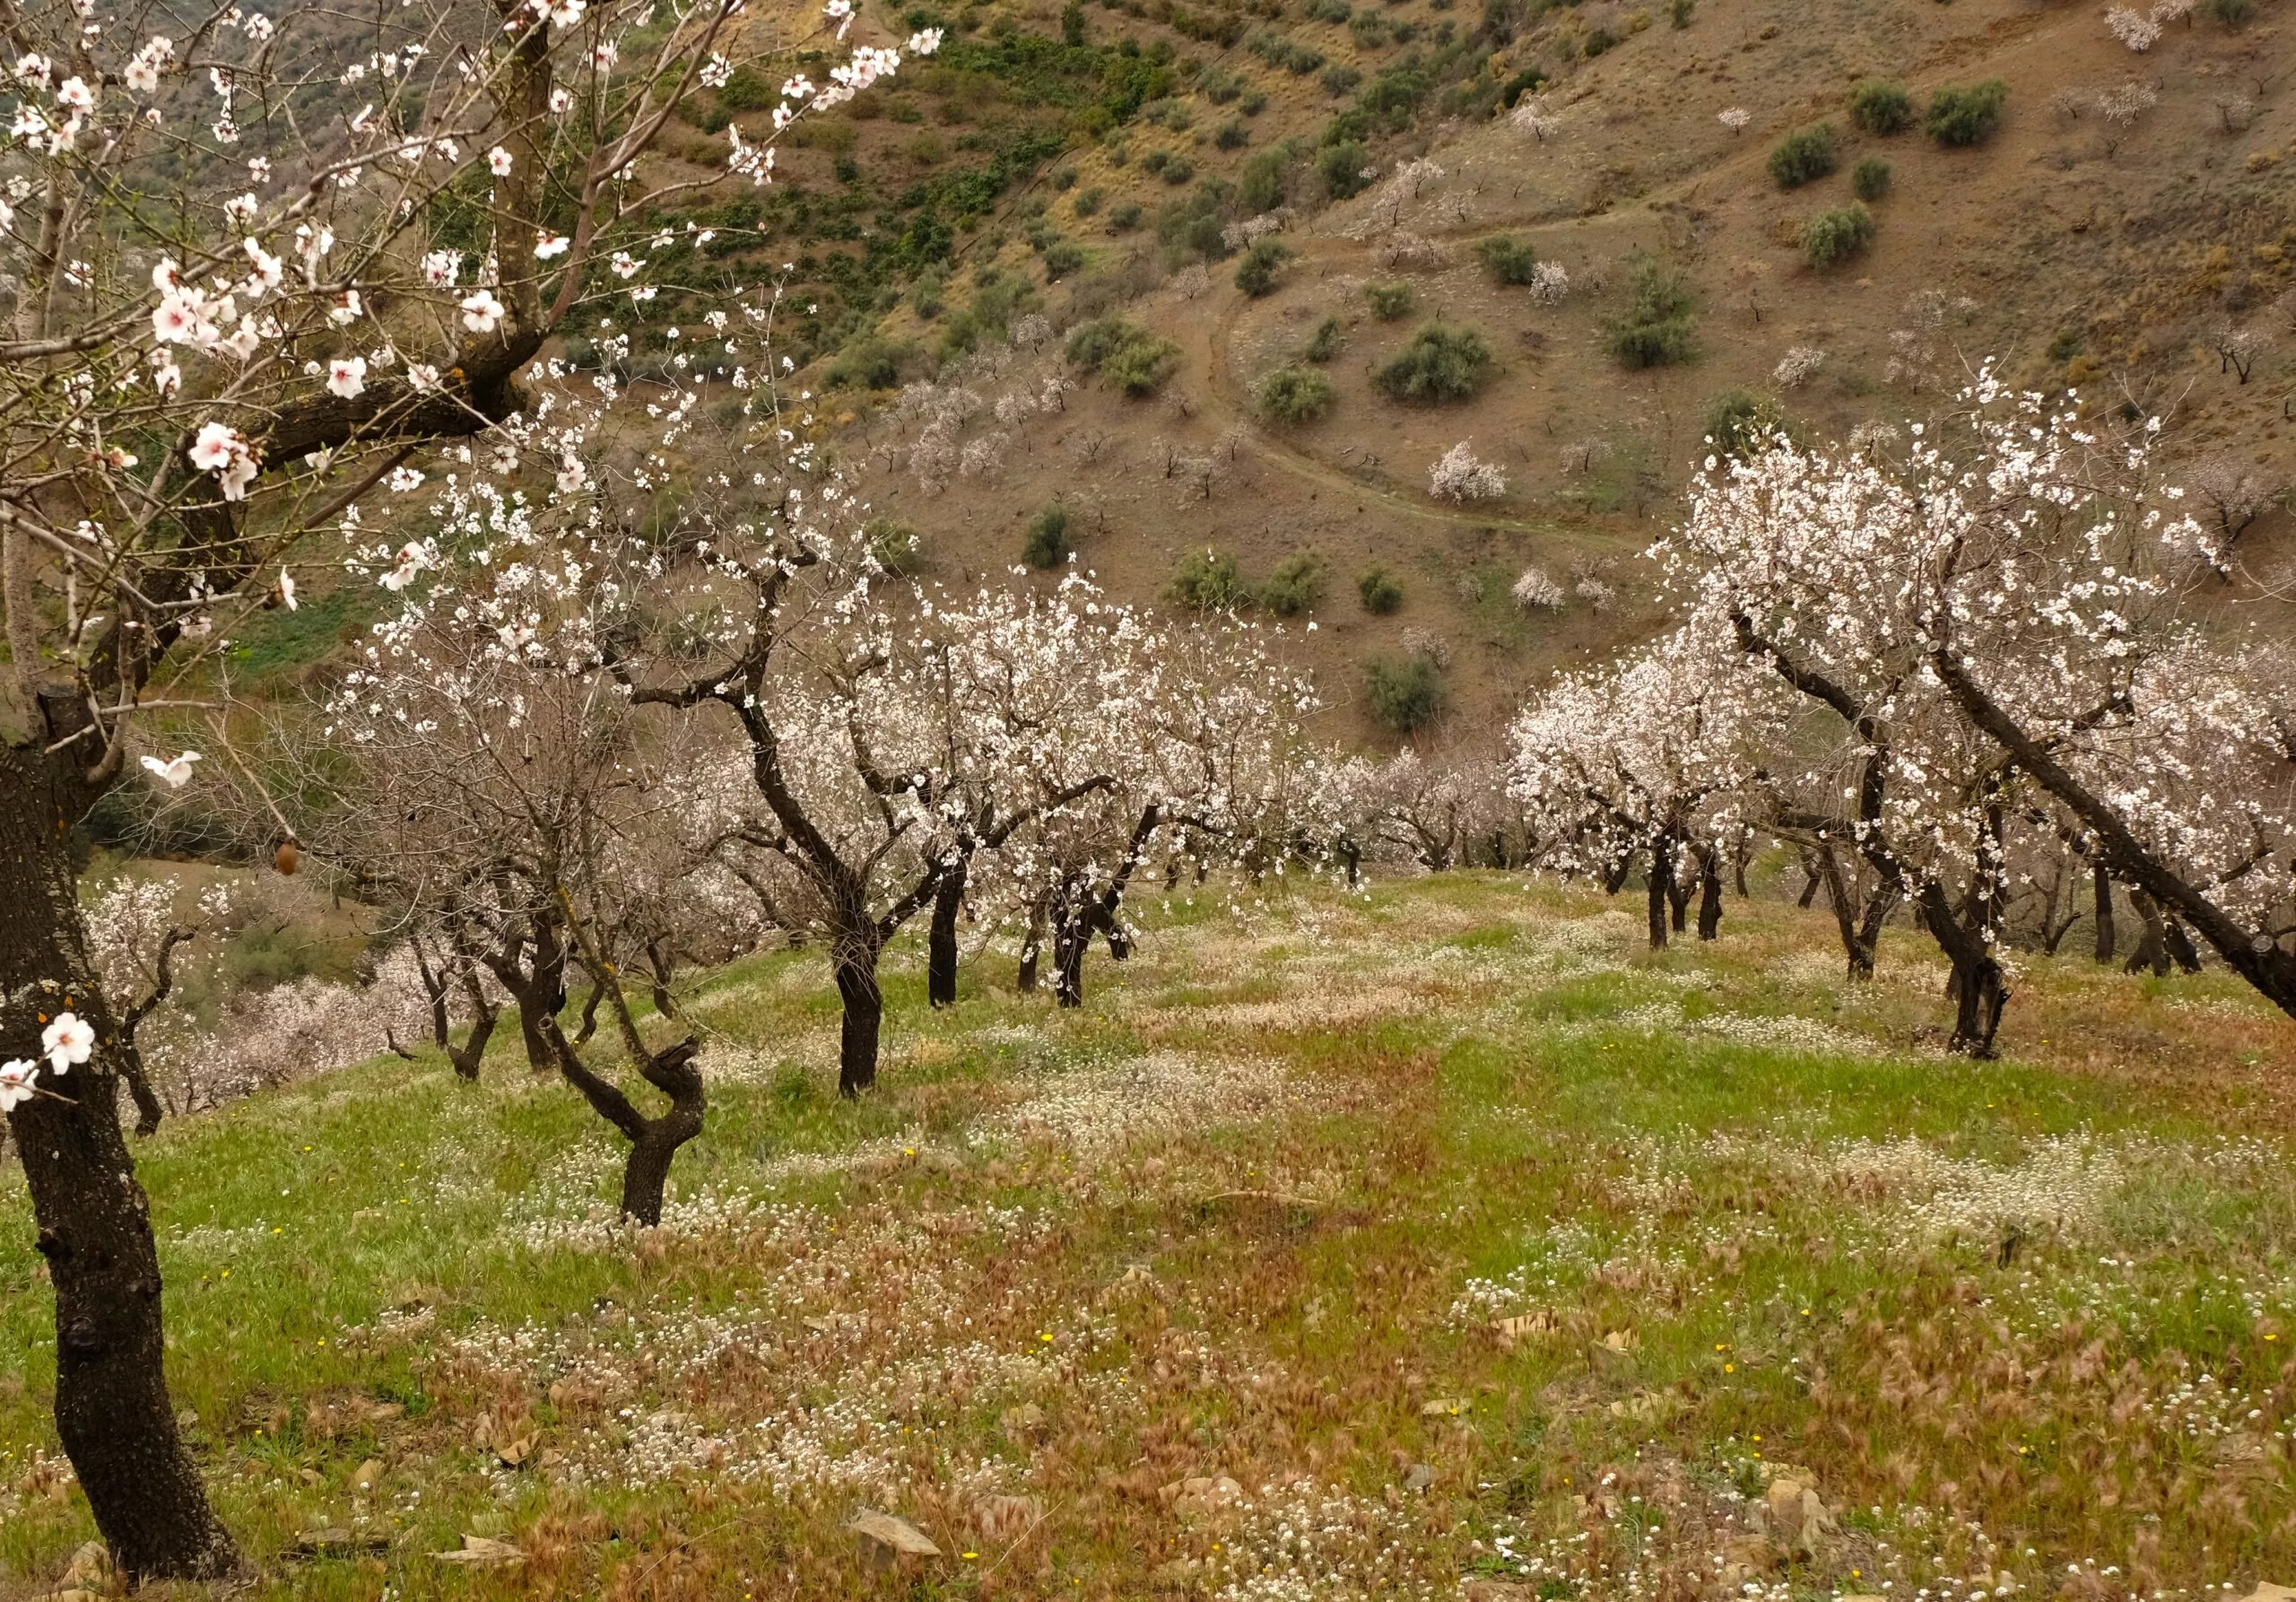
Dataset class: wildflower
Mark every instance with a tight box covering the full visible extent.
[41,1012,95,1072]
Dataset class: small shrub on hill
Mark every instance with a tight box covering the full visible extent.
[1375,323,1492,402]
[1259,365,1335,422]
[1358,564,1404,613]
[1022,506,1073,568]
[1851,156,1892,201]
[1365,281,1415,319]
[1236,238,1296,296]
[1603,254,1697,369]
[1849,80,1913,135]
[1365,652,1444,731]
[1803,202,1876,266]
[1305,317,1345,362]
[1170,547,1248,611]
[1926,80,2008,145]
[1768,123,1838,187]
[1476,235,1541,285]
[1065,317,1180,396]
[1260,553,1324,615]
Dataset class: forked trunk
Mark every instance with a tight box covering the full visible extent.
[1645,840,1673,951]
[0,749,237,1582]
[1920,884,2009,1058]
[448,985,499,1082]
[834,937,884,1096]
[1696,849,1724,941]
[927,858,965,1008]
[2092,864,2117,965]
[2125,888,2170,978]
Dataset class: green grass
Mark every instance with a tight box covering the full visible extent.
[1,877,2292,1596]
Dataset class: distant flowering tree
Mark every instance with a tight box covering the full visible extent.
[0,0,935,1570]
[1509,628,1771,947]
[1430,440,1508,502]
[1662,370,2296,1038]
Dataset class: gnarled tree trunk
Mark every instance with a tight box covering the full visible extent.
[1919,884,2008,1057]
[1645,838,1674,950]
[833,931,885,1097]
[1695,847,1724,941]
[0,748,237,1582]
[2092,864,2117,965]
[927,856,966,1009]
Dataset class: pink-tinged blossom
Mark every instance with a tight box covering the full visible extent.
[188,421,259,499]
[326,356,368,398]
[41,1013,95,1073]
[535,233,570,258]
[0,1058,34,1111]
[459,289,504,333]
[488,145,513,177]
[407,362,440,391]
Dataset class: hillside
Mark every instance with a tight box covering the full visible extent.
[779,0,2296,740]
[2,875,2292,1596]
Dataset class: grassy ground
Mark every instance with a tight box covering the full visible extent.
[3,874,2294,1600]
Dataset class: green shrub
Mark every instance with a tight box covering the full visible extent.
[1073,186,1104,216]
[1767,123,1837,188]
[718,65,772,111]
[1304,317,1344,363]
[1107,200,1144,231]
[1321,64,1362,97]
[1349,11,1388,47]
[1603,254,1697,369]
[1160,153,1196,185]
[827,335,909,389]
[1318,140,1372,198]
[1702,389,1788,459]
[1375,323,1492,402]
[1235,238,1297,297]
[866,518,923,574]
[1239,148,1290,211]
[1358,564,1404,614]
[1475,235,1540,285]
[1066,317,1180,396]
[1170,546,1248,611]
[2207,0,2249,25]
[1926,80,2007,145]
[1365,653,1444,731]
[1260,553,1323,615]
[1214,118,1250,150]
[1051,165,1079,191]
[1802,202,1875,267]
[1667,0,1692,26]
[1258,364,1335,422]
[1022,506,1073,569]
[1364,281,1415,320]
[1240,88,1268,115]
[1851,156,1892,201]
[909,272,946,319]
[1848,79,1914,135]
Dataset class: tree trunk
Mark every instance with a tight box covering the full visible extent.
[2092,864,2117,965]
[833,936,884,1096]
[2125,889,2170,978]
[2165,919,2203,974]
[1796,849,1822,909]
[1053,917,1089,1008]
[1815,843,1891,980]
[1696,849,1724,941]
[448,976,498,1082]
[927,858,965,1009]
[0,750,238,1582]
[1920,884,2009,1057]
[1645,840,1673,950]
[615,1044,705,1226]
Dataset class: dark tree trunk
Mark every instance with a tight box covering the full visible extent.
[535,1016,705,1227]
[1645,840,1674,950]
[1920,884,2009,1057]
[2165,919,2203,974]
[1696,849,1724,941]
[2125,888,2170,978]
[1796,850,1822,910]
[927,858,966,1008]
[1814,842,1892,980]
[0,749,238,1582]
[833,937,884,1096]
[1053,915,1089,1008]
[2092,864,2117,965]
[448,972,499,1082]
[1018,898,1046,994]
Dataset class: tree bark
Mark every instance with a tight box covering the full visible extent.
[927,858,965,1009]
[1919,884,2009,1057]
[1796,849,1822,909]
[1696,848,1724,941]
[833,936,884,1096]
[2092,864,2117,965]
[2125,888,2170,978]
[0,748,237,1582]
[448,971,499,1082]
[1645,839,1673,950]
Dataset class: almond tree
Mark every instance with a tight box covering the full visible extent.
[1664,419,2034,1048]
[1509,627,1769,948]
[0,0,935,1566]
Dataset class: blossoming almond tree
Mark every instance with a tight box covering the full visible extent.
[0,0,935,1569]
